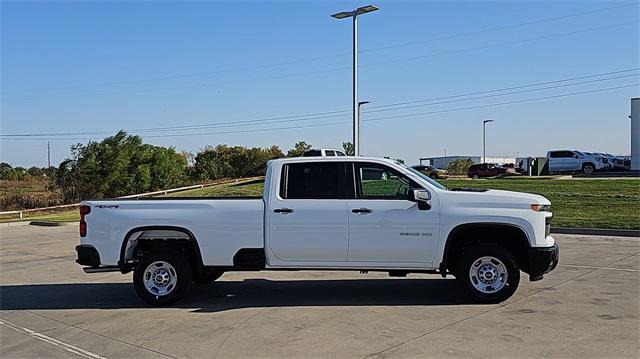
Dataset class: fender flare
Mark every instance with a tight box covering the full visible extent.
[118,225,204,273]
[439,222,530,274]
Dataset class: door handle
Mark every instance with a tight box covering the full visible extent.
[352,208,372,214]
[273,208,294,214]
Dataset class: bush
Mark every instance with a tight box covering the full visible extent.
[447,158,474,175]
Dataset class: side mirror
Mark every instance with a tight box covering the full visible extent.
[408,189,431,210]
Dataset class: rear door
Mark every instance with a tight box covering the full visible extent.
[347,162,439,265]
[548,151,562,171]
[267,161,349,263]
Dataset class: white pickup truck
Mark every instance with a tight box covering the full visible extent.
[76,157,559,305]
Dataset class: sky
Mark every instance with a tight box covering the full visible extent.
[1,0,638,167]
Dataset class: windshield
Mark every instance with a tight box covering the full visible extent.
[575,150,586,156]
[402,164,448,190]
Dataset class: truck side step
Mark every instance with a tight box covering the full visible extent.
[83,266,120,273]
[388,271,408,277]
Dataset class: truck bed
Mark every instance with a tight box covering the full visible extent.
[81,198,265,266]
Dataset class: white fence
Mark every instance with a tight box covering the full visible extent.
[0,177,263,220]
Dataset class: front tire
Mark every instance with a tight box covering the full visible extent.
[582,164,595,174]
[472,174,480,179]
[455,244,520,303]
[133,249,192,306]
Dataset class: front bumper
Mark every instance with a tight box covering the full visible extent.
[76,244,101,267]
[528,244,559,281]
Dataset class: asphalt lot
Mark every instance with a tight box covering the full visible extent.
[1,225,638,359]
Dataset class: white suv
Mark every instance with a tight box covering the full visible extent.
[302,148,347,157]
[547,150,607,174]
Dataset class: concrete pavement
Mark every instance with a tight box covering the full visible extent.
[1,225,638,358]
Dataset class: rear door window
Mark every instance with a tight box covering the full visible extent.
[280,162,347,199]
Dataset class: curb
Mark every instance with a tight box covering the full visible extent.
[551,227,640,238]
[0,221,32,228]
[29,221,76,227]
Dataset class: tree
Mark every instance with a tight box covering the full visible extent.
[54,131,188,201]
[446,158,474,175]
[342,142,354,156]
[287,141,311,157]
[193,144,284,181]
[27,166,44,177]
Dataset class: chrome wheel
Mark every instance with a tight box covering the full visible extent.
[469,256,508,294]
[143,261,178,296]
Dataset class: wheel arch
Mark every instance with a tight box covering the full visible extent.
[440,222,531,275]
[118,225,205,274]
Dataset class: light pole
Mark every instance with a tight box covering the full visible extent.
[483,119,494,164]
[332,5,379,156]
[357,100,370,154]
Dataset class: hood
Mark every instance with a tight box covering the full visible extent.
[446,188,550,208]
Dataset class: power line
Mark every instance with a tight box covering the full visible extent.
[3,21,637,102]
[2,68,637,137]
[3,83,636,141]
[2,2,634,95]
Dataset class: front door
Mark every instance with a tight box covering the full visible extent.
[268,161,349,263]
[347,162,439,265]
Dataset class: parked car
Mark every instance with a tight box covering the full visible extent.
[411,164,449,179]
[585,152,611,170]
[302,148,346,157]
[467,163,508,179]
[598,153,627,171]
[546,150,607,174]
[76,156,558,305]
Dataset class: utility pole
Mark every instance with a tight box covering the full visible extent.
[331,5,379,156]
[47,141,51,168]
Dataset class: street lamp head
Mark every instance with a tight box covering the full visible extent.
[483,119,494,124]
[358,101,371,106]
[332,5,379,19]
[331,11,354,19]
[356,5,379,15]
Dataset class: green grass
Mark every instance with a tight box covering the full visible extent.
[0,209,79,223]
[4,177,637,230]
[439,178,639,230]
[162,179,265,197]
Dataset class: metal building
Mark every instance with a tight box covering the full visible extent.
[418,156,516,169]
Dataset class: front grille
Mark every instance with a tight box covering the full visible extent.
[545,216,552,238]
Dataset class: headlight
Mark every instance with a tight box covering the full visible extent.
[531,204,551,212]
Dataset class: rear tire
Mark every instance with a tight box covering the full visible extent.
[472,174,480,179]
[455,244,520,304]
[133,249,192,306]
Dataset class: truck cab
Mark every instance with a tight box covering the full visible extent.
[76,157,559,306]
